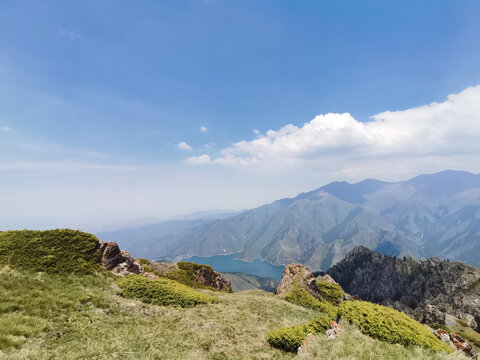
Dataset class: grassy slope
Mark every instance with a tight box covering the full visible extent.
[0,266,468,360]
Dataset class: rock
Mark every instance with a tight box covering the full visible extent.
[462,314,478,329]
[275,263,313,295]
[275,263,341,303]
[99,241,144,276]
[444,313,458,328]
[328,246,480,331]
[194,266,231,292]
[433,329,478,359]
[298,333,314,351]
[325,321,344,339]
[422,304,459,327]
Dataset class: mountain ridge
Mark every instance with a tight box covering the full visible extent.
[99,170,480,270]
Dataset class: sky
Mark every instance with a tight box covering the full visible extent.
[1,0,480,231]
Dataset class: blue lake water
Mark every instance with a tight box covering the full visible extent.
[181,253,285,282]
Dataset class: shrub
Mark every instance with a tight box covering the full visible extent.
[136,258,154,273]
[316,281,344,305]
[266,315,331,352]
[284,284,338,318]
[116,274,218,307]
[164,261,225,291]
[0,229,101,274]
[338,300,453,353]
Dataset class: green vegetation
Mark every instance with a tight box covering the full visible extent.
[164,261,208,287]
[136,258,154,273]
[117,274,218,307]
[284,283,338,318]
[0,265,467,359]
[297,321,467,360]
[0,266,113,350]
[0,229,101,274]
[338,301,453,353]
[266,315,331,352]
[316,281,344,305]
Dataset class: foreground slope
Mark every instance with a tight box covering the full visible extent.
[0,266,468,360]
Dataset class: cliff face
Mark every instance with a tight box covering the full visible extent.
[327,246,480,331]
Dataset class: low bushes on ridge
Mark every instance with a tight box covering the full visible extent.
[0,229,101,274]
[284,283,338,318]
[266,314,332,352]
[116,274,218,307]
[338,300,453,353]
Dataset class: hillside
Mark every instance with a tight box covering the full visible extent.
[327,247,480,333]
[0,229,473,359]
[142,170,480,270]
[1,266,468,360]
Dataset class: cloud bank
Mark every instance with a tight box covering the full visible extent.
[186,85,480,167]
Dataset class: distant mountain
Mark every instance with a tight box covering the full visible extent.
[221,272,277,292]
[95,211,243,259]
[105,170,480,270]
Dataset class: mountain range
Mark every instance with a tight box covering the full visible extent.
[97,170,480,270]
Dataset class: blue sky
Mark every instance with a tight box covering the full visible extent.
[1,1,480,230]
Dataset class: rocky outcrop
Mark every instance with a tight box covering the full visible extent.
[434,329,478,359]
[194,265,231,292]
[275,263,344,302]
[99,241,144,276]
[275,263,313,295]
[327,246,480,331]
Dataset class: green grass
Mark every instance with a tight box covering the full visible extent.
[117,274,218,307]
[338,300,453,353]
[0,266,467,359]
[283,283,338,318]
[266,315,332,352]
[0,229,101,274]
[0,265,113,350]
[298,321,468,360]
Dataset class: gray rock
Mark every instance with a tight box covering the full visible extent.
[328,246,480,331]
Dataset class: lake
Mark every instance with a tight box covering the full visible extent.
[181,253,285,282]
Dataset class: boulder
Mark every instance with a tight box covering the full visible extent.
[433,329,478,359]
[99,241,144,276]
[194,266,231,292]
[325,321,344,339]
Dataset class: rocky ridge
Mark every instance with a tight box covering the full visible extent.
[99,241,231,291]
[327,246,480,331]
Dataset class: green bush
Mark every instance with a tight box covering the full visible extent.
[338,301,453,353]
[266,315,331,352]
[136,258,154,273]
[0,229,101,274]
[117,274,218,307]
[284,284,338,318]
[316,281,344,305]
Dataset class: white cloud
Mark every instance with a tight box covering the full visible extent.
[177,141,193,151]
[200,126,208,133]
[0,126,12,133]
[184,154,211,164]
[186,85,480,167]
[253,129,261,136]
[58,27,83,40]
